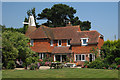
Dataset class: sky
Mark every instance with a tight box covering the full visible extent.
[2,2,118,41]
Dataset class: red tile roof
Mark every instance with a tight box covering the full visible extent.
[25,26,36,37]
[28,25,81,40]
[31,44,52,53]
[29,26,48,39]
[71,30,101,45]
[51,26,80,40]
[52,47,72,53]
[26,25,102,44]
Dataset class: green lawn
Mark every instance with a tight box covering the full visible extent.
[2,68,119,78]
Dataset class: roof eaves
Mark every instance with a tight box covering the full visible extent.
[88,42,98,44]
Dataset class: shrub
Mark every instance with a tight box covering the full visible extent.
[45,62,51,66]
[109,63,117,69]
[84,61,89,67]
[6,60,15,69]
[30,63,37,70]
[103,63,109,69]
[38,57,53,66]
[115,58,120,65]
[117,65,120,70]
[88,60,104,69]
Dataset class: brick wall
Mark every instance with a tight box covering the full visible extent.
[97,37,104,49]
[72,44,97,54]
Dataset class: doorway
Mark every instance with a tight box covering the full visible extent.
[55,55,60,62]
[55,55,67,62]
[89,54,92,62]
[62,55,67,62]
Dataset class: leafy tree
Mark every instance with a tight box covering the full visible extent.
[0,25,24,33]
[0,25,2,69]
[101,40,120,65]
[81,21,91,31]
[23,17,29,34]
[37,4,91,30]
[2,30,35,69]
[38,4,76,27]
[2,31,18,68]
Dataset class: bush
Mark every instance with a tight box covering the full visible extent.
[109,63,117,69]
[38,57,53,66]
[88,60,104,69]
[117,65,120,70]
[30,63,37,70]
[115,58,120,65]
[84,61,89,67]
[103,63,109,69]
[6,60,15,69]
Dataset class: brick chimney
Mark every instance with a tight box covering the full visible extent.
[66,21,72,27]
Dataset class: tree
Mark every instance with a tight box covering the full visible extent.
[23,17,29,34]
[2,36,18,69]
[101,40,120,65]
[37,4,91,30]
[81,21,91,31]
[0,25,24,33]
[2,30,35,69]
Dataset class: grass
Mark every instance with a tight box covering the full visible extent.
[2,68,119,78]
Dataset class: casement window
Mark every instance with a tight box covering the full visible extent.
[67,40,70,46]
[50,40,53,46]
[39,53,45,59]
[30,40,34,46]
[75,54,86,61]
[81,38,88,46]
[58,40,62,46]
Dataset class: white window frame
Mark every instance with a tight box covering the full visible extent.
[75,54,86,61]
[81,38,88,46]
[58,40,62,46]
[67,40,70,46]
[81,54,86,61]
[39,53,45,59]
[50,40,53,46]
[30,39,34,46]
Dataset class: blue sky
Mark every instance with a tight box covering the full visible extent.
[2,2,118,41]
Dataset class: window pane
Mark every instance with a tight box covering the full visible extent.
[50,40,53,46]
[83,39,86,44]
[30,40,34,46]
[59,40,61,45]
[76,55,78,61]
[82,55,85,60]
[79,55,81,60]
[68,40,70,45]
[39,53,42,59]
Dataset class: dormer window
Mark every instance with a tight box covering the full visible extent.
[58,40,62,46]
[50,40,53,46]
[81,38,88,46]
[30,40,34,46]
[83,39,87,44]
[67,40,70,46]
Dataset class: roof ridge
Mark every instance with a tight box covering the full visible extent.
[41,26,55,39]
[50,26,80,29]
[79,30,97,32]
